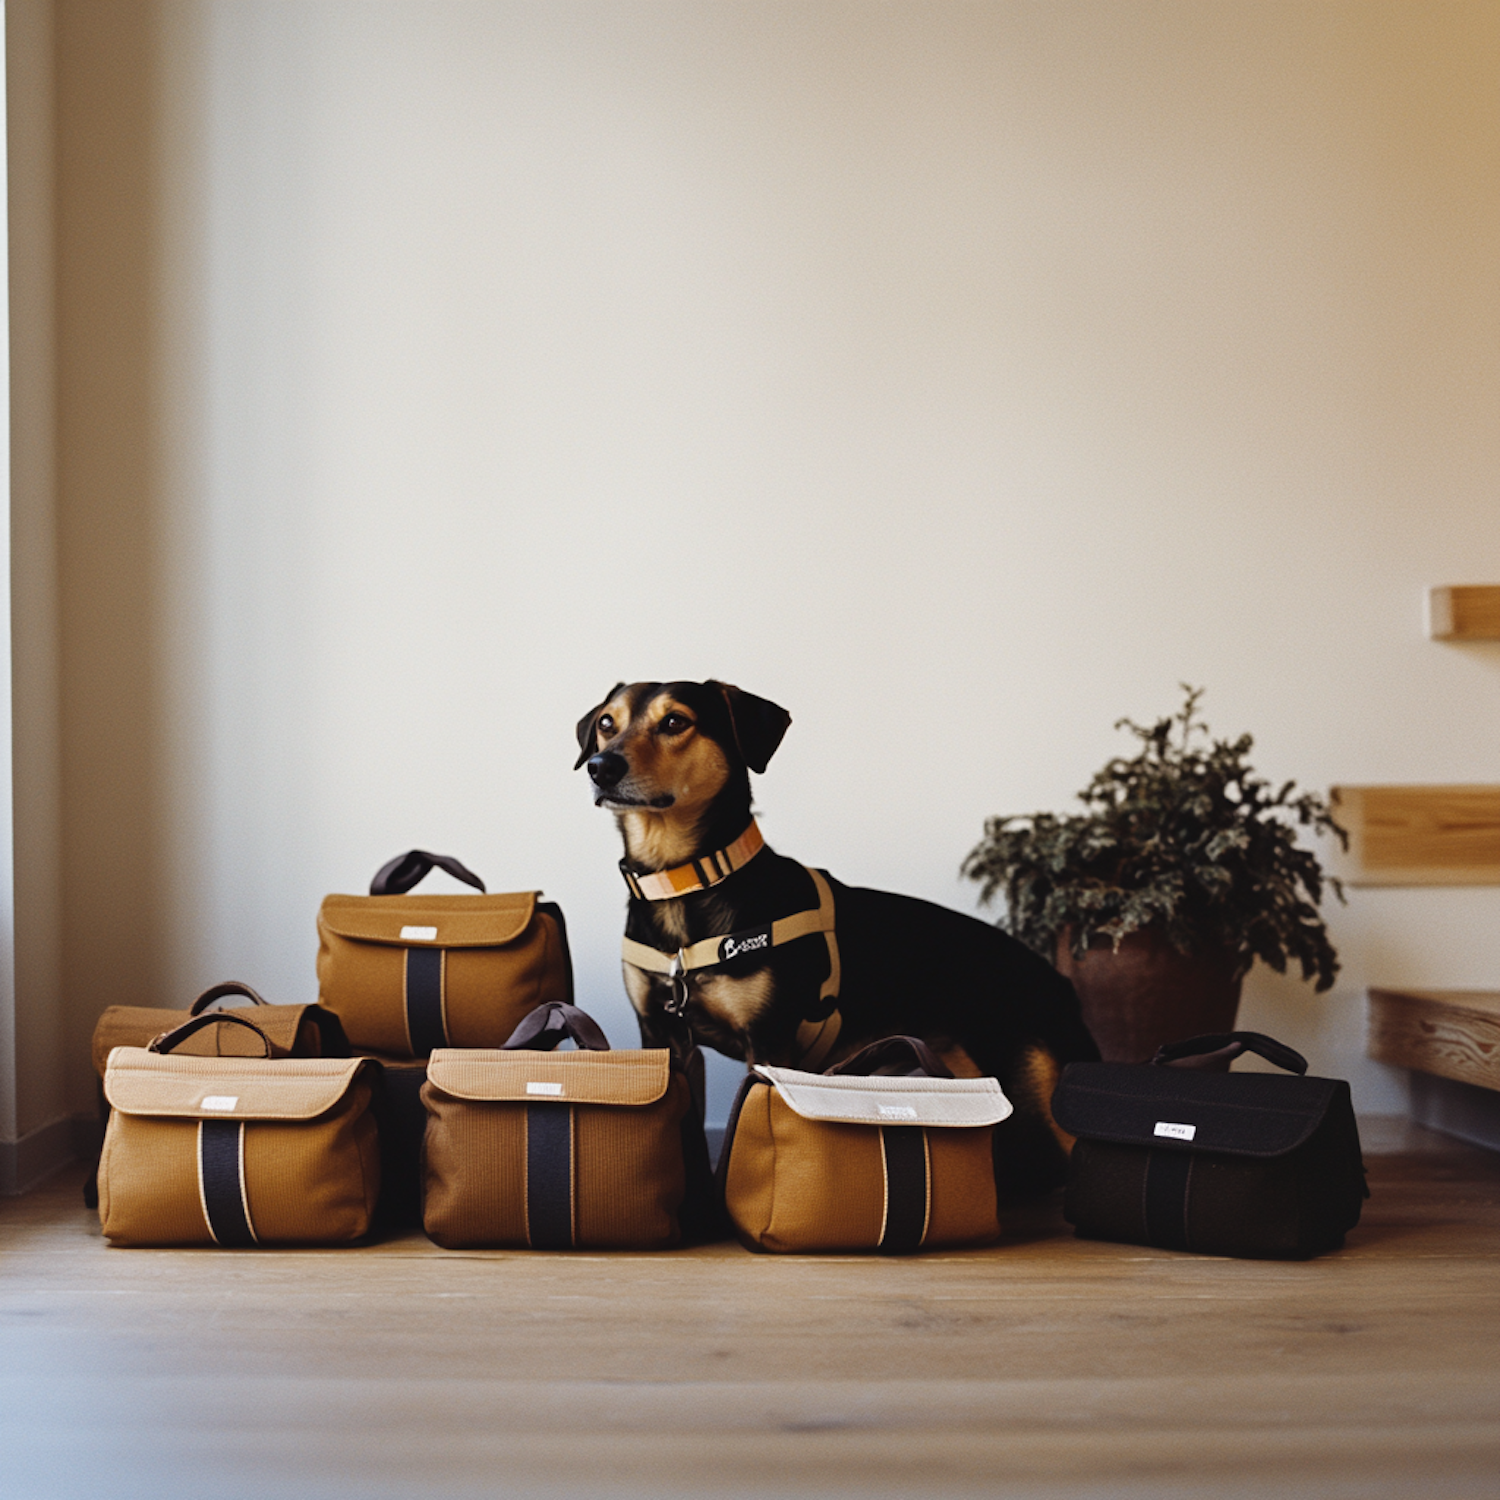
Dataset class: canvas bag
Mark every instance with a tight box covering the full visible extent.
[719,1038,1011,1254]
[1052,1030,1368,1259]
[83,981,352,1213]
[421,1002,712,1250]
[317,850,574,1058]
[98,1012,381,1247]
[90,981,349,1076]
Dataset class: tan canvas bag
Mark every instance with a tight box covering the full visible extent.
[90,981,349,1077]
[720,1038,1012,1254]
[317,850,573,1058]
[421,1002,709,1250]
[98,1013,381,1247]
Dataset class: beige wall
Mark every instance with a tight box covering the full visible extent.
[11,0,1500,1136]
[7,0,59,1165]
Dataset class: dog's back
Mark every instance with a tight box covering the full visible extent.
[829,878,1098,1195]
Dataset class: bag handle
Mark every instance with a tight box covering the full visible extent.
[825,1035,953,1079]
[370,850,487,896]
[148,1011,274,1058]
[189,981,270,1016]
[1152,1031,1308,1076]
[501,1002,610,1053]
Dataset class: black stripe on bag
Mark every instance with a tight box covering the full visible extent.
[198,1120,256,1247]
[1144,1147,1193,1251]
[404,946,448,1055]
[526,1104,574,1249]
[878,1126,929,1254]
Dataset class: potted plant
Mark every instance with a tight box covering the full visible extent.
[961,687,1346,1062]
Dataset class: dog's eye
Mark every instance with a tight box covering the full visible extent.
[659,713,692,736]
[597,715,615,736]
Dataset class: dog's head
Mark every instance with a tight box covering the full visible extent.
[573,680,791,819]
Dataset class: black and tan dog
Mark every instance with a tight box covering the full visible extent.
[575,679,1099,1195]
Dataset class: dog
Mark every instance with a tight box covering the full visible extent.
[575,679,1099,1196]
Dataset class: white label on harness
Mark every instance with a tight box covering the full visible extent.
[201,1096,239,1112]
[721,930,770,960]
[400,925,438,941]
[526,1081,563,1096]
[878,1105,918,1119]
[1154,1121,1196,1141]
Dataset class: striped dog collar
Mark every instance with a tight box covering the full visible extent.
[619,819,766,901]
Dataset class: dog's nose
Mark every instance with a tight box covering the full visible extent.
[588,752,628,790]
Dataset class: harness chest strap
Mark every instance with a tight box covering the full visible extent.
[621,866,842,1065]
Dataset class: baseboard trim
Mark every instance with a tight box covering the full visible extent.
[1410,1071,1500,1154]
[0,1115,83,1195]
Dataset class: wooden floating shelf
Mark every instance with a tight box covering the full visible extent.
[1368,988,1500,1093]
[1329,784,1500,886]
[1427,585,1500,641]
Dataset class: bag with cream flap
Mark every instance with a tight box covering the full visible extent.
[718,1037,1011,1254]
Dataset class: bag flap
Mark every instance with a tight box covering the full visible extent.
[1052,1061,1344,1157]
[427,1048,669,1106]
[103,1050,367,1120]
[754,1065,1013,1127]
[317,891,538,947]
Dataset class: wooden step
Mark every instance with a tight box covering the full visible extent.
[1368,987,1500,1092]
[1330,785,1500,885]
[1427,585,1500,640]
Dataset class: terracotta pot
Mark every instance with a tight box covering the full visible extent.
[1054,927,1243,1064]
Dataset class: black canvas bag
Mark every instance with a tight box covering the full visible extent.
[1052,1031,1368,1259]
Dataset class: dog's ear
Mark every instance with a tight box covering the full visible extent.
[713,682,792,774]
[574,683,626,769]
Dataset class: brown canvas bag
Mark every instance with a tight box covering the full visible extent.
[98,1013,381,1247]
[421,1002,708,1250]
[317,850,573,1058]
[90,981,349,1077]
[719,1038,1011,1254]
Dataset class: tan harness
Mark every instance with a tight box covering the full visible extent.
[620,834,844,1071]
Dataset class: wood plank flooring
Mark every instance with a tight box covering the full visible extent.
[2,1119,1497,1500]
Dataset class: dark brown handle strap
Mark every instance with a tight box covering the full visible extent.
[148,1011,273,1058]
[1152,1031,1308,1075]
[189,981,270,1016]
[370,850,487,896]
[826,1035,953,1079]
[501,1002,610,1053]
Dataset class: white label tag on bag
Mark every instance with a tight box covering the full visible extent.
[878,1104,918,1119]
[526,1081,563,1096]
[201,1096,239,1112]
[400,925,439,941]
[1154,1121,1196,1141]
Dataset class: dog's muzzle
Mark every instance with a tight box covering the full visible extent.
[587,752,628,790]
[588,752,675,809]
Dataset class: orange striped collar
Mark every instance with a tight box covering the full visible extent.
[620,819,766,901]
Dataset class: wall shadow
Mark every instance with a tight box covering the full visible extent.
[54,1,168,1112]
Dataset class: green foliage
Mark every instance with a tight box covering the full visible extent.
[961,687,1348,991]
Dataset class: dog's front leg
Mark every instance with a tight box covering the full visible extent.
[623,962,683,1052]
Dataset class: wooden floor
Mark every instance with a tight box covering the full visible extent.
[2,1120,1497,1500]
